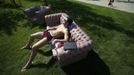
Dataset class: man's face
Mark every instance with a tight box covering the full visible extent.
[61,15,68,24]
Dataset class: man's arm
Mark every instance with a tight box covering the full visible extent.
[46,26,57,30]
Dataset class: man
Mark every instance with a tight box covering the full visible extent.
[108,0,114,6]
[21,15,72,72]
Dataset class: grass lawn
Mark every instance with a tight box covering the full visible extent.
[0,0,134,75]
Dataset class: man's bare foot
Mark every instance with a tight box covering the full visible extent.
[21,45,31,49]
[21,68,27,72]
[21,64,31,72]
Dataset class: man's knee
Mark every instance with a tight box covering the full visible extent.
[31,45,39,50]
[30,32,43,39]
[30,34,36,39]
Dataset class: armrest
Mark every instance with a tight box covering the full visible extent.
[52,47,70,57]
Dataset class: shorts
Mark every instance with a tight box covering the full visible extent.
[42,30,53,41]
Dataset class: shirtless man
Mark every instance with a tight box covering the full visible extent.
[21,15,72,72]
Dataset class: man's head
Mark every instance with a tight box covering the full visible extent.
[61,15,73,27]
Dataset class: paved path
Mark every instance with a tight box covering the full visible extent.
[77,0,134,13]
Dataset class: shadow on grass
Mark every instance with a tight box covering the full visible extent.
[38,49,52,56]
[24,48,55,69]
[1,0,133,38]
[62,50,110,75]
[29,48,110,75]
[0,9,25,35]
[0,0,22,8]
[23,48,52,57]
[30,57,56,69]
[32,50,57,69]
[47,0,134,38]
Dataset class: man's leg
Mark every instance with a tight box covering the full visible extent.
[21,32,43,49]
[21,37,48,72]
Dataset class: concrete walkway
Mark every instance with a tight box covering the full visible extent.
[77,0,134,13]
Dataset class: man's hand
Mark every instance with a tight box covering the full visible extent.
[52,39,59,45]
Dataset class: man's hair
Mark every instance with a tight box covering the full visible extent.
[67,17,73,25]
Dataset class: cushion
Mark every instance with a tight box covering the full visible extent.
[64,42,77,50]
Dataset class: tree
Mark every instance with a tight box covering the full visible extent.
[42,0,48,6]
[10,0,22,7]
[10,0,17,7]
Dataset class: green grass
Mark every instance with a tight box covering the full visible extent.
[0,0,134,75]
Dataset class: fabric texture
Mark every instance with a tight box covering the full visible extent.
[42,30,53,41]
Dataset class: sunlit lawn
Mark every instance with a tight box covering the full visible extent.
[0,0,134,75]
